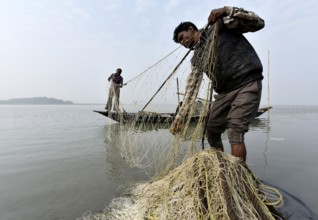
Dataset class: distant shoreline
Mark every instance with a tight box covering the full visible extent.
[0,97,74,105]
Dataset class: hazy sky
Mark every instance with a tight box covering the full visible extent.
[0,0,317,105]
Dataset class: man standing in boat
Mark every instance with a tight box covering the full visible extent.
[105,68,124,112]
[170,6,265,162]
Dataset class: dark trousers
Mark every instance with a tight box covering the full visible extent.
[206,80,262,146]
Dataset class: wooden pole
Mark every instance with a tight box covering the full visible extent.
[267,50,270,121]
[176,77,180,105]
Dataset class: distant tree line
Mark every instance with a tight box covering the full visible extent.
[0,97,74,104]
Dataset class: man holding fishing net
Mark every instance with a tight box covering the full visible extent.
[170,6,265,162]
[105,68,124,112]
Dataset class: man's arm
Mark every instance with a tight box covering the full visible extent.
[120,77,123,87]
[170,66,203,134]
[108,74,113,82]
[208,6,265,33]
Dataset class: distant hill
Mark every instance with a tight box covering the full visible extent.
[0,97,74,105]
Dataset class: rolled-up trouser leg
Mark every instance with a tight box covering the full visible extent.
[227,80,262,144]
[207,132,224,151]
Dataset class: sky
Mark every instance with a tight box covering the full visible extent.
[0,0,317,105]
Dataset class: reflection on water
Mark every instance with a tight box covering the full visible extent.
[112,117,272,133]
[250,118,271,131]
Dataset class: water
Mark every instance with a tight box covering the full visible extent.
[0,105,317,220]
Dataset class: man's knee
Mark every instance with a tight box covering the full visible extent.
[227,127,245,144]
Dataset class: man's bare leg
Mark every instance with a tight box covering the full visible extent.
[231,143,246,161]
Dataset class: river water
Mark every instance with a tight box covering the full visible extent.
[0,105,317,220]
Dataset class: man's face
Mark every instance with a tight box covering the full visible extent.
[116,69,121,74]
[177,26,198,49]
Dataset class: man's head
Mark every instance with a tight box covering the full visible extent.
[116,68,122,74]
[173,21,199,48]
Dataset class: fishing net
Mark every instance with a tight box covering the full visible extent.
[87,23,284,219]
[104,48,211,176]
[104,24,216,176]
[80,149,284,220]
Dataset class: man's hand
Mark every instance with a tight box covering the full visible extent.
[208,7,227,25]
[170,117,183,135]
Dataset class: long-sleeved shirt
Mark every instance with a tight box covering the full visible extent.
[176,6,264,121]
[108,73,123,86]
[222,6,265,34]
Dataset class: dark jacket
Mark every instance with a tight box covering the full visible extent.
[191,20,263,94]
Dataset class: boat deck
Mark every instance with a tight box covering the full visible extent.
[94,107,272,123]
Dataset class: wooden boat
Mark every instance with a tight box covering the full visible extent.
[255,106,272,117]
[93,111,172,123]
[93,106,272,123]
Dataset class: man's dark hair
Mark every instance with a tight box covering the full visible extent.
[117,68,122,73]
[173,21,198,43]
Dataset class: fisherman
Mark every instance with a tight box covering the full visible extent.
[170,6,265,161]
[105,68,124,112]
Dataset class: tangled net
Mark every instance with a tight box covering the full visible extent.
[81,149,284,220]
